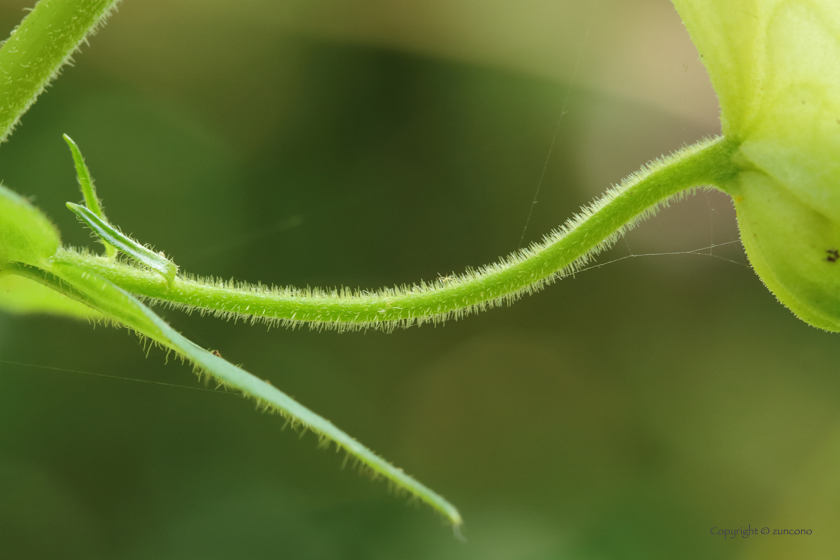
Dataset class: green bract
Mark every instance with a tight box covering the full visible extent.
[675,0,840,330]
[66,202,178,287]
[63,134,117,259]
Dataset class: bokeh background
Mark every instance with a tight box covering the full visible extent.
[1,1,839,558]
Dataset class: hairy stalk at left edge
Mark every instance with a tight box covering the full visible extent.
[59,136,741,332]
[0,0,121,144]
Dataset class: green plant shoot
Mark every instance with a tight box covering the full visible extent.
[0,0,838,529]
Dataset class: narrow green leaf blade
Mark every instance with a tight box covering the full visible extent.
[0,185,60,266]
[63,134,117,259]
[63,135,105,219]
[24,259,461,527]
[66,202,177,287]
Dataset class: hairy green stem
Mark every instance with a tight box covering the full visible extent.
[0,0,120,144]
[59,136,740,331]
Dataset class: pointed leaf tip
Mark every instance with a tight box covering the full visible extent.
[67,202,177,287]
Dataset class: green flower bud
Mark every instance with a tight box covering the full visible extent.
[675,0,840,330]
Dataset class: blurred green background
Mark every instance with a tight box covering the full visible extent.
[1,1,839,558]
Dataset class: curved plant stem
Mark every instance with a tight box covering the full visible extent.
[0,0,121,144]
[59,136,740,331]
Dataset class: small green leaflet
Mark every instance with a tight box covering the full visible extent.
[66,202,177,287]
[63,134,117,259]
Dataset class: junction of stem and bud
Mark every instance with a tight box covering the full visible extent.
[674,0,840,330]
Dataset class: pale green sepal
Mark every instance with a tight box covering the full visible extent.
[673,0,840,138]
[727,172,840,332]
[736,1,840,223]
[0,185,60,266]
[674,0,840,331]
[727,2,840,331]
[66,202,177,287]
[670,0,768,135]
